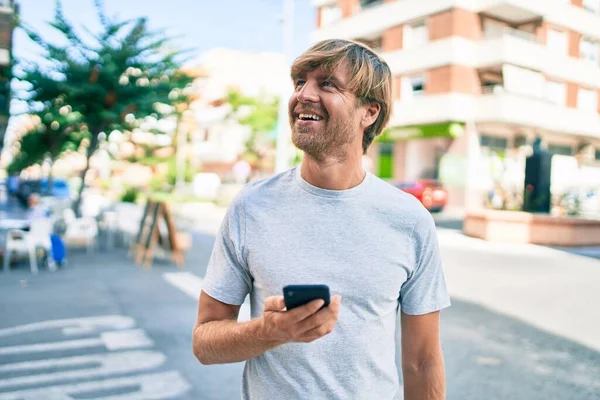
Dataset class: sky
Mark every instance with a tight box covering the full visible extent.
[13,0,317,63]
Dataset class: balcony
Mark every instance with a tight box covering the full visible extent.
[478,27,600,87]
[382,27,600,89]
[471,0,600,41]
[390,92,600,138]
[314,0,600,43]
[473,0,543,23]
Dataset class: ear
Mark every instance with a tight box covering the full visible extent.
[361,102,381,130]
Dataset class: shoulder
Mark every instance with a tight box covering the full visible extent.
[227,167,296,212]
[368,175,434,229]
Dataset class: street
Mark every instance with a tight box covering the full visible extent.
[0,208,599,400]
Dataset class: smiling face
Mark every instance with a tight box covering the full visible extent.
[289,62,369,162]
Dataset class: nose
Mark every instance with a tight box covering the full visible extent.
[296,81,319,103]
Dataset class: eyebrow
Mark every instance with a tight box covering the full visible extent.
[292,72,346,87]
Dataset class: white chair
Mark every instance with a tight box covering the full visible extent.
[62,208,99,253]
[3,218,57,274]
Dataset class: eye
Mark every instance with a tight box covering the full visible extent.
[294,80,306,90]
[321,80,335,88]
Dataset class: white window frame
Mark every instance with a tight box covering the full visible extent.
[401,75,426,100]
[577,88,597,111]
[544,80,566,105]
[403,19,428,50]
[319,5,342,27]
[583,0,600,14]
[580,37,600,63]
[547,28,568,56]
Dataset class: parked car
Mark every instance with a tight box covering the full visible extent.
[393,179,448,212]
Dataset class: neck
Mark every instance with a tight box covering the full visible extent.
[300,151,366,190]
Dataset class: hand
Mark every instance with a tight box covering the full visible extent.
[259,295,342,343]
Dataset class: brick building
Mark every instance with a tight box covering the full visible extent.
[313,0,600,210]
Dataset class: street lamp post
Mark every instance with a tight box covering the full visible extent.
[274,0,294,174]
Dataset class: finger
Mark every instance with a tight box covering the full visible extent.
[294,303,339,335]
[296,321,337,342]
[264,296,286,312]
[285,298,325,323]
[328,295,342,313]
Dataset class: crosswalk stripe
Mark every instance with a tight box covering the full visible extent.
[0,350,165,390]
[162,272,203,299]
[0,370,191,400]
[0,329,153,355]
[162,272,252,321]
[0,316,135,338]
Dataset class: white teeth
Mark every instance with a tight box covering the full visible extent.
[299,113,322,121]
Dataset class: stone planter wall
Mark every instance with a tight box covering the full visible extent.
[463,210,600,246]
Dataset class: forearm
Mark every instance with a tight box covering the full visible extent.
[192,318,285,365]
[403,359,446,400]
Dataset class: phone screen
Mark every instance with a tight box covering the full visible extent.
[283,284,330,310]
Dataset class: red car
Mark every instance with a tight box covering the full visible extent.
[393,179,448,212]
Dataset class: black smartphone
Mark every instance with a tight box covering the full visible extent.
[283,284,330,311]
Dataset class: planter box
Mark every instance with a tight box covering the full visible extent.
[463,210,600,246]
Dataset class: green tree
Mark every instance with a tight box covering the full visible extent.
[15,0,193,213]
[7,99,86,193]
[227,90,279,165]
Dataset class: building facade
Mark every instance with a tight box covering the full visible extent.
[313,0,600,211]
[0,0,16,156]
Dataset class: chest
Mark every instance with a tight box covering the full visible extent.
[243,208,414,310]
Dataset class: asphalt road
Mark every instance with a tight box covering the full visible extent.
[0,225,599,399]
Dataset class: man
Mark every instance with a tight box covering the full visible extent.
[193,39,451,399]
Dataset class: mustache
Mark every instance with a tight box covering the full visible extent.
[292,104,326,117]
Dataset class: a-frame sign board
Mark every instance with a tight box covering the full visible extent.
[129,200,185,268]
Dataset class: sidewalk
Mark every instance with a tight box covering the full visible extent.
[437,228,600,352]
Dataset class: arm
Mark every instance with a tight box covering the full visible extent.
[192,291,341,365]
[401,310,446,400]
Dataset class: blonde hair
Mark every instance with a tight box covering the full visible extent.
[291,39,392,153]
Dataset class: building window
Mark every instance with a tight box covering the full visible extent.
[580,37,599,63]
[578,88,598,111]
[403,20,428,50]
[360,0,384,9]
[547,28,568,55]
[583,0,600,13]
[514,135,527,148]
[548,144,573,156]
[544,80,566,105]
[480,135,508,150]
[319,5,341,27]
[408,75,425,97]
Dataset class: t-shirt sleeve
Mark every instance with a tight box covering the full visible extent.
[399,210,451,315]
[202,192,253,305]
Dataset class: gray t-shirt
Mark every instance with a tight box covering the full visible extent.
[203,166,451,400]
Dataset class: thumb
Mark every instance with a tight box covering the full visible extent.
[264,296,286,312]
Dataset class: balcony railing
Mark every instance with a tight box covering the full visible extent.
[481,84,505,95]
[484,27,541,44]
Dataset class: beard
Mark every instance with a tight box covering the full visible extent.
[290,113,355,162]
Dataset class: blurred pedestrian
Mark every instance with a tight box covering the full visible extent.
[25,193,48,221]
[193,39,450,400]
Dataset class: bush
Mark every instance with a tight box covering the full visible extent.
[120,187,139,203]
